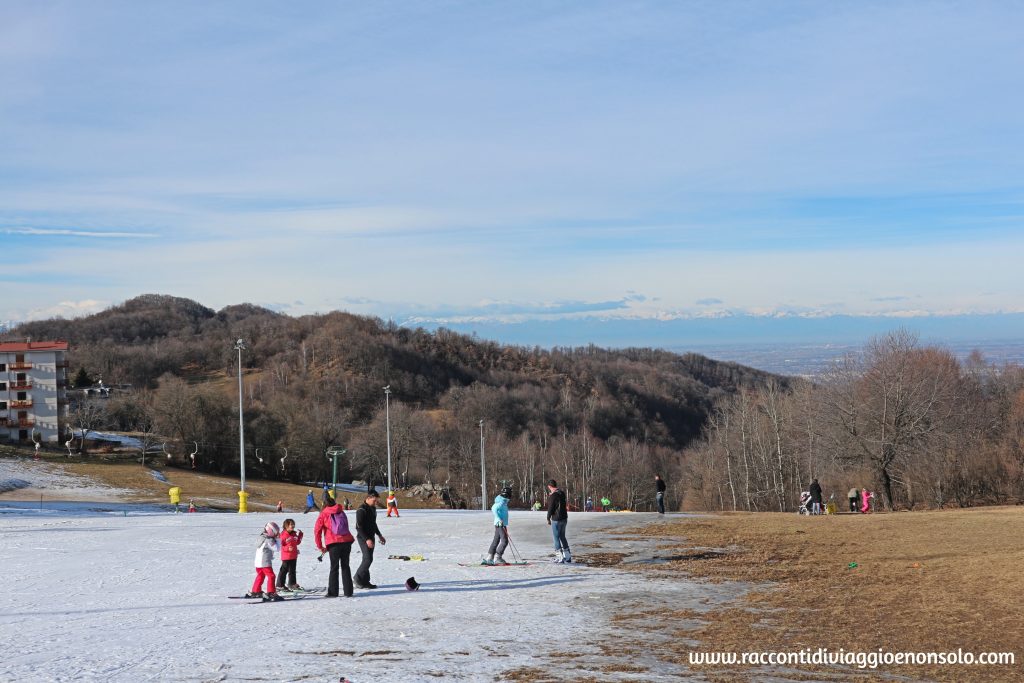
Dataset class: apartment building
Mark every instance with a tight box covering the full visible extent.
[0,340,69,443]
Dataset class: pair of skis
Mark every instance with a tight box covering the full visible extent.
[228,586,325,602]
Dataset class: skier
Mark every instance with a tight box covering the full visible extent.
[245,522,283,600]
[276,518,304,591]
[655,474,667,514]
[187,498,196,513]
[304,489,318,514]
[483,486,512,565]
[276,500,284,513]
[355,490,387,589]
[314,496,355,598]
[386,491,400,517]
[546,479,571,563]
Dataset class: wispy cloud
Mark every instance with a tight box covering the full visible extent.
[3,227,158,238]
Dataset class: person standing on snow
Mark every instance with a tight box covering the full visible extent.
[355,490,387,589]
[546,479,571,564]
[655,474,667,514]
[483,486,513,565]
[304,489,318,514]
[386,491,400,517]
[276,519,304,591]
[314,497,355,598]
[245,522,283,600]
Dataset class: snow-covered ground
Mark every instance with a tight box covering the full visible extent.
[0,461,744,682]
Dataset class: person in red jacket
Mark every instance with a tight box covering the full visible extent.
[313,496,355,598]
[275,518,303,591]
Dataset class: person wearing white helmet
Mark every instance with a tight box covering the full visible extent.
[245,522,283,600]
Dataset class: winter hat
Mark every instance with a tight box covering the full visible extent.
[405,576,420,591]
[500,486,512,499]
[265,522,280,537]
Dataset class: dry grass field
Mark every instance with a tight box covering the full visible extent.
[602,507,1024,682]
[0,445,445,512]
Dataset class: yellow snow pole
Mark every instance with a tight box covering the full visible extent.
[238,490,248,513]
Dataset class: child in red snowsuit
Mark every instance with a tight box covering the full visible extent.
[276,518,303,590]
[386,492,400,517]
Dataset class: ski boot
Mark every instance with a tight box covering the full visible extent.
[493,554,510,566]
[562,549,572,564]
[243,591,262,599]
[482,554,495,566]
[263,592,284,602]
[551,552,565,564]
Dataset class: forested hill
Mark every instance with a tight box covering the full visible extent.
[11,295,785,499]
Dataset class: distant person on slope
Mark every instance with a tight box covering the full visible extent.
[386,491,400,518]
[304,489,319,514]
[314,497,355,598]
[655,474,667,514]
[546,480,571,564]
[809,479,823,515]
[245,522,283,601]
[355,490,387,589]
[483,486,513,565]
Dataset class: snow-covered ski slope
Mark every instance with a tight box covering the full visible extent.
[0,467,742,681]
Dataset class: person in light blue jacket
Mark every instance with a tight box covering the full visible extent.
[483,486,512,565]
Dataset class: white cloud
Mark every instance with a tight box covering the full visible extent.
[3,228,158,238]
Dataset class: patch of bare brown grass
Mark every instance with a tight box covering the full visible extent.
[621,508,1024,682]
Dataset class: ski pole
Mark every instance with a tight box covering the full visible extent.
[505,529,524,563]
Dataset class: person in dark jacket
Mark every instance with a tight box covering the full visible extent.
[655,474,667,514]
[354,490,387,588]
[809,479,823,515]
[546,479,571,563]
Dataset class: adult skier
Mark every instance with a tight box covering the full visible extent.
[313,496,355,598]
[483,486,512,565]
[304,489,319,514]
[355,490,387,589]
[655,474,667,514]
[546,479,571,563]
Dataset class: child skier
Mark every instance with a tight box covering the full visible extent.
[276,519,303,591]
[483,486,512,565]
[246,522,283,601]
[386,491,400,517]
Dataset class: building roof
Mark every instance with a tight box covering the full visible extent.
[0,340,69,352]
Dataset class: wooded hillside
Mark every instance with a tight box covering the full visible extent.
[12,294,783,509]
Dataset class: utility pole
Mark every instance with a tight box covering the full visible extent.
[234,339,247,512]
[479,419,487,510]
[384,385,393,494]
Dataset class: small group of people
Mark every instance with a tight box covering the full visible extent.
[847,487,874,513]
[247,489,388,600]
[484,479,571,565]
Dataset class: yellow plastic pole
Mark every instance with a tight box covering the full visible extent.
[238,490,248,513]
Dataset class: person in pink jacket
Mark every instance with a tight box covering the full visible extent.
[314,497,355,598]
[275,519,304,591]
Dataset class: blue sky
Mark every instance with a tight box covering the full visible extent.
[2,1,1023,345]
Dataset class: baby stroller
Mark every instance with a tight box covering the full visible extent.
[797,491,812,515]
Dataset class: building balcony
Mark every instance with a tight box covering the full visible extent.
[17,419,34,428]
[10,382,32,390]
[10,362,32,370]
[10,399,32,409]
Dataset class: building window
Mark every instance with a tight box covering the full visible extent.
[0,363,6,371]
[0,401,6,410]
[17,392,26,401]
[0,382,6,391]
